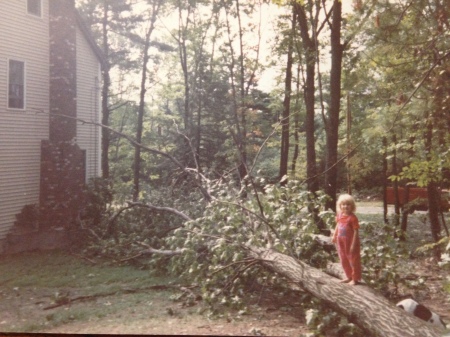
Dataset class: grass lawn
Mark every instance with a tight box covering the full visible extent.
[0,251,309,335]
[0,251,177,332]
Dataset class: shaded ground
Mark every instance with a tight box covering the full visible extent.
[0,201,449,336]
[0,250,310,336]
[43,290,309,336]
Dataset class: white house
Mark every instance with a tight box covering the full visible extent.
[0,0,105,252]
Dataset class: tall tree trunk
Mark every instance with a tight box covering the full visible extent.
[178,1,191,132]
[382,137,388,223]
[346,94,352,194]
[428,182,442,244]
[324,0,343,211]
[236,0,248,182]
[133,2,160,201]
[294,2,318,193]
[279,10,295,184]
[192,8,219,172]
[224,2,247,182]
[291,64,301,175]
[424,111,442,244]
[133,29,151,202]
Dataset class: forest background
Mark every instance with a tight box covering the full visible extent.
[66,0,450,335]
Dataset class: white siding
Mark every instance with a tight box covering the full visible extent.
[0,1,50,240]
[76,26,102,180]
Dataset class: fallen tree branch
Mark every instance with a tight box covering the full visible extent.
[210,257,257,276]
[222,260,261,293]
[312,233,334,246]
[139,247,187,256]
[103,202,190,245]
[43,284,185,310]
[118,243,188,262]
[127,201,193,222]
[70,252,97,265]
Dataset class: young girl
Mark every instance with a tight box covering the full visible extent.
[331,194,362,285]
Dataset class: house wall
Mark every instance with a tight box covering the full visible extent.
[0,0,103,251]
[76,25,102,179]
[0,0,50,241]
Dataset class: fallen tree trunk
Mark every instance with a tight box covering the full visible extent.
[247,247,442,337]
[312,234,347,279]
[325,261,347,279]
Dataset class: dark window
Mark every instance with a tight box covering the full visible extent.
[27,0,41,17]
[8,60,25,109]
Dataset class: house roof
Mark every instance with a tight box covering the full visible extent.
[74,10,108,70]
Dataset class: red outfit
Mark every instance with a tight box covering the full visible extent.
[336,213,361,282]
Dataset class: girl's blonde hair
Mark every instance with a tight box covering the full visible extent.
[337,194,356,212]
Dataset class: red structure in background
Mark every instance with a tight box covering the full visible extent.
[385,186,449,212]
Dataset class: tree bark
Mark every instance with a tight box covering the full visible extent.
[178,1,191,131]
[133,26,151,201]
[247,247,442,337]
[224,2,247,182]
[382,137,388,223]
[293,2,318,193]
[392,134,401,228]
[133,1,160,201]
[424,105,442,246]
[279,9,295,184]
[427,182,442,244]
[291,64,301,175]
[235,0,248,183]
[324,1,343,211]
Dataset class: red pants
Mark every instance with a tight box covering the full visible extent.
[337,235,361,282]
